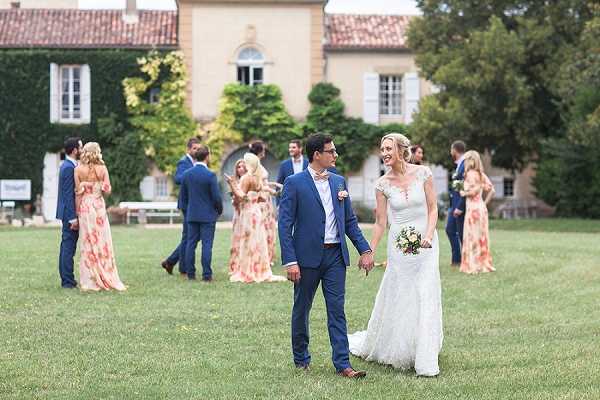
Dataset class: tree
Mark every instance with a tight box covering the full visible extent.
[123,51,197,175]
[534,4,600,217]
[407,0,593,170]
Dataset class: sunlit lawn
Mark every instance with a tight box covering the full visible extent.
[0,220,599,399]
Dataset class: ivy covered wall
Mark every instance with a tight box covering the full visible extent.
[0,49,153,204]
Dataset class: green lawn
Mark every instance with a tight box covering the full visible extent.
[0,222,599,399]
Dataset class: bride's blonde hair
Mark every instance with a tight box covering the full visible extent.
[381,133,411,174]
[243,152,264,188]
[80,142,105,166]
[463,150,484,179]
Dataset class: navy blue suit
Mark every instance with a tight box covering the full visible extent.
[446,159,466,264]
[278,169,370,371]
[181,164,223,280]
[165,155,194,272]
[276,158,338,204]
[56,158,78,288]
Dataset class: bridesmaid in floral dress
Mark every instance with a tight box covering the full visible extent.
[226,153,285,283]
[75,142,126,291]
[459,150,495,274]
[248,140,278,265]
[226,159,247,276]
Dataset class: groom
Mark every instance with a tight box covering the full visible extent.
[278,133,374,378]
[56,137,82,289]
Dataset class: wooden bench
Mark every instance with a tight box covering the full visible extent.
[496,199,538,219]
[118,201,179,224]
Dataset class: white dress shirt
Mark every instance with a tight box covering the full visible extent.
[292,155,304,175]
[307,166,339,244]
[65,155,78,167]
[455,154,465,171]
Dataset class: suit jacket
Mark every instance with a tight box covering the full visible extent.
[180,164,223,223]
[174,155,195,210]
[276,157,309,186]
[278,169,370,268]
[55,159,76,221]
[449,160,466,213]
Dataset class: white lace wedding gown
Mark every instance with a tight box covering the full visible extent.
[348,166,443,376]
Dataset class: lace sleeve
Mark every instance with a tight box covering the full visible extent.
[375,177,390,198]
[419,166,433,182]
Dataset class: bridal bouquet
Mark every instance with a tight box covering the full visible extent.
[395,226,422,255]
[451,172,464,192]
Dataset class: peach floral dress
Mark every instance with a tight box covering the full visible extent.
[260,166,277,265]
[77,178,126,291]
[460,171,495,274]
[229,191,285,283]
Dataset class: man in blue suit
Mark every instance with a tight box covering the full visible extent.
[278,133,374,378]
[161,137,201,276]
[276,139,308,186]
[56,137,82,289]
[181,145,223,281]
[446,140,467,266]
[276,139,338,204]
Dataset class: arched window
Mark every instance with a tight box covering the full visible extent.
[237,47,264,86]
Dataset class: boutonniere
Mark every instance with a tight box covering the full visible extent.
[337,184,348,201]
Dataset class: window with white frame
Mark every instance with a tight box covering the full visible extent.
[60,66,81,120]
[237,47,264,86]
[154,176,169,199]
[503,177,515,197]
[379,75,402,115]
[50,63,90,124]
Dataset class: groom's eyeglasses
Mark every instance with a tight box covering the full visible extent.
[321,149,338,155]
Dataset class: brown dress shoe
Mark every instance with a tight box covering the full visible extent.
[337,368,366,378]
[161,260,174,275]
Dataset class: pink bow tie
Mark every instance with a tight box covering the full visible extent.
[313,170,329,181]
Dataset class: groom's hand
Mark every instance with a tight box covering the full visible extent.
[286,264,301,284]
[358,252,374,275]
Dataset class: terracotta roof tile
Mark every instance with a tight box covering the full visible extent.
[0,9,177,49]
[325,14,412,51]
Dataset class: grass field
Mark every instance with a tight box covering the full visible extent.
[0,220,599,399]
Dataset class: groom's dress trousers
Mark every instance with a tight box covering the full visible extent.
[56,157,78,288]
[278,168,370,372]
[180,163,223,280]
[165,154,194,272]
[446,158,466,264]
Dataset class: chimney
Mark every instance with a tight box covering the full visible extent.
[10,2,20,9]
[123,0,139,24]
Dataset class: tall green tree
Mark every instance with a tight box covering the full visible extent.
[407,0,593,170]
[534,5,600,217]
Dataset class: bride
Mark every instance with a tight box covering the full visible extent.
[348,133,443,376]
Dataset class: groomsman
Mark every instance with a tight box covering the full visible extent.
[276,139,308,186]
[446,140,466,266]
[56,137,82,289]
[181,145,223,281]
[161,137,201,276]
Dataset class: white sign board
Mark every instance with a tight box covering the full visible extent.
[1,180,31,200]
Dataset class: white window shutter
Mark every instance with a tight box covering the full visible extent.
[363,72,379,124]
[490,176,504,198]
[49,63,59,123]
[81,64,91,123]
[140,176,155,200]
[403,72,420,124]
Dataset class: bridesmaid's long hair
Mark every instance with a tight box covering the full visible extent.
[80,142,105,166]
[233,159,246,180]
[463,150,485,180]
[243,153,264,189]
[381,133,411,174]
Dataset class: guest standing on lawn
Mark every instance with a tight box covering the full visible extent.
[161,137,201,276]
[459,150,495,274]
